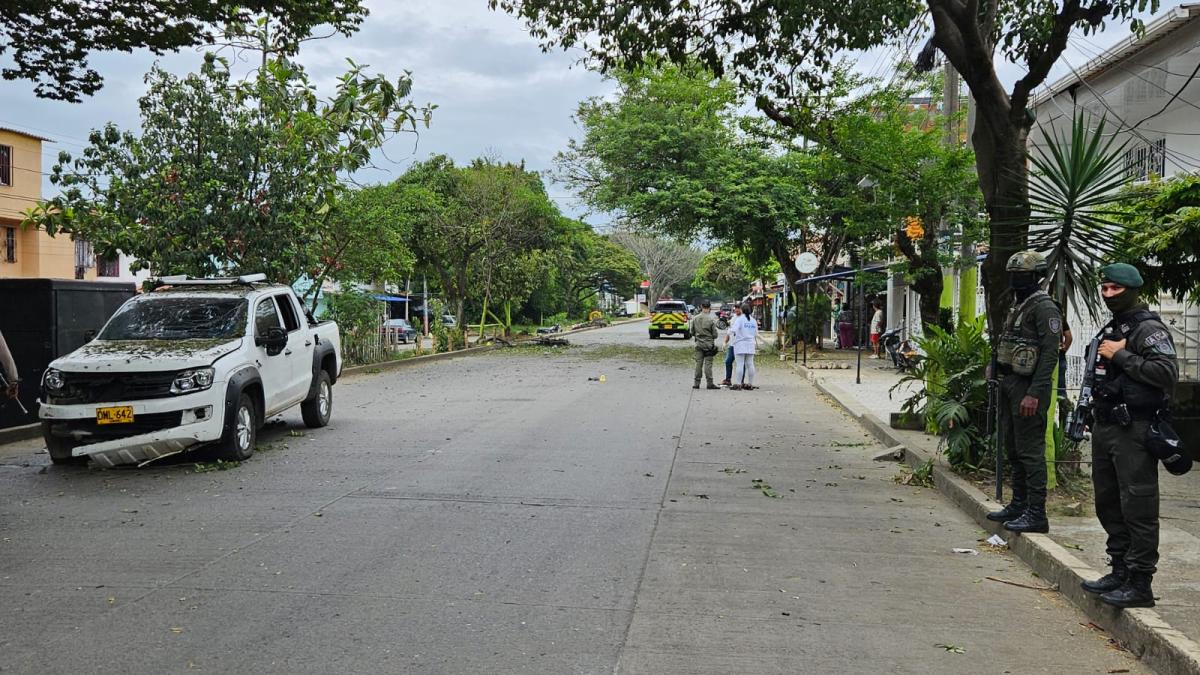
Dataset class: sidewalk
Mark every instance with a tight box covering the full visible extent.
[796,347,1200,674]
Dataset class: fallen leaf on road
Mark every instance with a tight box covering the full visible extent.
[935,644,965,654]
[170,627,184,634]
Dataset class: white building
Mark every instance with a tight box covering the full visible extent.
[1027,2,1200,383]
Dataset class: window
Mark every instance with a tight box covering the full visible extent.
[73,239,94,280]
[273,294,301,332]
[0,145,11,186]
[96,254,120,277]
[1124,138,1166,181]
[4,227,14,263]
[254,298,283,338]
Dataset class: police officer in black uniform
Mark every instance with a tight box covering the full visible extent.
[986,251,1063,534]
[1080,263,1179,609]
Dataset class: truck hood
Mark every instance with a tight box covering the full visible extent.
[53,338,244,373]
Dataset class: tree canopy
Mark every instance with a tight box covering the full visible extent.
[25,51,432,307]
[1,1,367,101]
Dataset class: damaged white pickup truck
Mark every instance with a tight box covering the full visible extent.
[39,274,342,467]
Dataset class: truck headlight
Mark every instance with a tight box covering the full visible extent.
[43,368,66,393]
[171,368,215,395]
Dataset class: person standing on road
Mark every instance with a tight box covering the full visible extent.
[720,304,743,387]
[689,300,720,390]
[1081,263,1179,609]
[985,250,1063,535]
[869,300,884,359]
[0,329,18,400]
[730,302,757,391]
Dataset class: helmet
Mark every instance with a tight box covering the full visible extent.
[1006,250,1048,274]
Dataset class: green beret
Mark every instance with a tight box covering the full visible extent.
[1100,263,1144,289]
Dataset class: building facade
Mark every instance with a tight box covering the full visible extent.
[0,127,146,284]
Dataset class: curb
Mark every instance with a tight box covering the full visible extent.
[342,318,645,377]
[797,363,1200,675]
[0,422,39,445]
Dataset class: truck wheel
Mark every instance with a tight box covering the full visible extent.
[43,423,86,465]
[650,330,659,339]
[682,331,691,340]
[301,371,333,428]
[217,393,257,461]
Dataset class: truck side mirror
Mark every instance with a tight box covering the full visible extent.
[257,327,288,355]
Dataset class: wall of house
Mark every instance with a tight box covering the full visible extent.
[1030,18,1200,180]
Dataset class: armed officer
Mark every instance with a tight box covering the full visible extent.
[986,251,1063,534]
[689,300,720,390]
[1080,263,1179,609]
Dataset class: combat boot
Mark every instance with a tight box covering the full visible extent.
[1100,571,1155,609]
[1082,559,1127,594]
[986,499,1027,523]
[1003,503,1049,534]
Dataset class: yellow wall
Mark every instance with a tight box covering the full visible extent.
[0,129,96,281]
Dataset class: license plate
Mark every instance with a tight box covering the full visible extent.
[664,324,674,330]
[96,406,135,425]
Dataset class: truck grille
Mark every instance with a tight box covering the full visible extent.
[46,411,185,446]
[49,371,178,404]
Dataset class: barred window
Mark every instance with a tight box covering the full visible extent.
[0,145,11,186]
[4,227,14,263]
[96,254,120,277]
[1124,138,1166,181]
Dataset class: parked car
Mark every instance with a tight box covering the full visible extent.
[38,274,342,467]
[383,318,418,344]
[441,314,457,328]
[649,299,690,339]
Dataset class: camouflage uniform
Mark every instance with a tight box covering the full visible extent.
[690,311,719,387]
[996,289,1063,515]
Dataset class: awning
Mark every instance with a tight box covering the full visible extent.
[372,294,409,302]
[795,264,889,284]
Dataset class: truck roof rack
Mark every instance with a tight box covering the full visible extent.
[152,273,269,289]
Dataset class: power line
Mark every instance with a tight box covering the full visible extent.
[1066,33,1200,124]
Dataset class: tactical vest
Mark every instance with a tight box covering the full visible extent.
[1095,309,1170,415]
[996,291,1051,376]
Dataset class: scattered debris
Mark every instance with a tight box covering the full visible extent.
[872,446,905,462]
[193,459,240,473]
[1062,542,1084,551]
[985,576,1057,592]
[532,336,569,347]
[952,548,979,556]
[986,534,1008,548]
[935,644,965,654]
[752,479,780,498]
[721,468,747,475]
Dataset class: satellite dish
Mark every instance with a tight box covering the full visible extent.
[795,252,819,274]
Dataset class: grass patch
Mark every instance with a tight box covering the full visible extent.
[574,343,697,367]
[194,459,241,473]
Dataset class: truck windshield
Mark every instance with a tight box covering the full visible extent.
[99,298,248,341]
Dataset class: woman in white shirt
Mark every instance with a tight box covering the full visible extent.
[729,303,757,390]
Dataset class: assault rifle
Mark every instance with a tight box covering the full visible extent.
[1066,335,1102,442]
[987,347,1002,501]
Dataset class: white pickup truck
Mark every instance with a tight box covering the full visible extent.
[38,274,342,467]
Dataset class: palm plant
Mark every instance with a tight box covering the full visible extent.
[1027,112,1133,322]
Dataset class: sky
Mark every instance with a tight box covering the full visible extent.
[0,0,1180,228]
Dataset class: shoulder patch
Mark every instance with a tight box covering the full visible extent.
[1143,328,1177,356]
[1048,317,1061,335]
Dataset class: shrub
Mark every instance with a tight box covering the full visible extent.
[891,315,991,470]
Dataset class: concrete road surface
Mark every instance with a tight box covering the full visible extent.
[0,321,1144,673]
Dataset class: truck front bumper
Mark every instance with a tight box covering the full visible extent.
[40,393,226,467]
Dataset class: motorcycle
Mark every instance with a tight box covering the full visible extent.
[881,327,920,371]
[717,316,729,330]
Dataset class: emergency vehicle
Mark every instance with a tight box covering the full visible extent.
[649,299,690,339]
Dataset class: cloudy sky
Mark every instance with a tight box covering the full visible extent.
[0,0,1177,227]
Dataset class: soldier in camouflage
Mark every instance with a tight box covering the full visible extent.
[986,250,1063,534]
[1080,263,1178,609]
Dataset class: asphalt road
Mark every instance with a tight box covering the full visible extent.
[0,321,1145,673]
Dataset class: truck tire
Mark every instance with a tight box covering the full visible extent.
[43,423,86,465]
[650,330,659,339]
[216,392,257,461]
[682,331,691,340]
[301,370,333,428]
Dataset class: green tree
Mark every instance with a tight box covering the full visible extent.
[695,246,767,300]
[1113,175,1200,301]
[555,226,641,317]
[24,52,431,308]
[1,2,367,101]
[492,0,1160,330]
[399,156,564,328]
[558,64,810,291]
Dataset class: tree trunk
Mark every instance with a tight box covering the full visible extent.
[972,118,1031,337]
